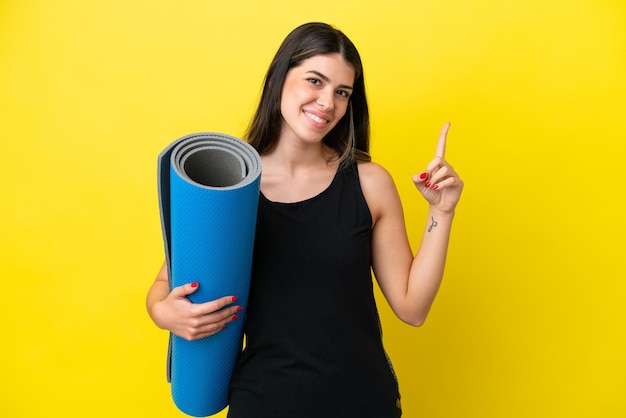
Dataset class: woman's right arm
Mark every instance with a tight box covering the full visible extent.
[146,263,242,341]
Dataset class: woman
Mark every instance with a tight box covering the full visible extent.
[147,22,463,417]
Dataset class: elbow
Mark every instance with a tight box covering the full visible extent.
[398,310,429,327]
[392,297,436,327]
[404,317,426,327]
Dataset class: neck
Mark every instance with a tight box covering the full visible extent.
[263,138,336,174]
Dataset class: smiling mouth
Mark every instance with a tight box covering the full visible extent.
[304,111,329,125]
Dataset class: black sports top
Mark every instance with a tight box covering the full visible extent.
[228,162,402,418]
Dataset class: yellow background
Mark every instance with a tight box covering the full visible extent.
[2,0,625,417]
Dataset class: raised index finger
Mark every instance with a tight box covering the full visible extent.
[436,122,450,158]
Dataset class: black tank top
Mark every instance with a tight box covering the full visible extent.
[228,162,402,418]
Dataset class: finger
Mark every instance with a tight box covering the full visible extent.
[195,307,242,339]
[170,281,200,298]
[426,165,451,186]
[412,172,429,184]
[199,318,235,339]
[424,156,446,175]
[196,295,240,315]
[183,320,227,340]
[413,159,442,189]
[200,307,241,327]
[436,122,450,158]
[431,175,459,191]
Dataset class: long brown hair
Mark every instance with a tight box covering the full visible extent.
[245,22,371,166]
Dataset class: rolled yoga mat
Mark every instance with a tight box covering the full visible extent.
[157,132,261,417]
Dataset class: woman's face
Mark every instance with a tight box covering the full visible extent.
[279,53,355,146]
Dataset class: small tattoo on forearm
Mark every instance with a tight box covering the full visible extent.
[428,216,438,232]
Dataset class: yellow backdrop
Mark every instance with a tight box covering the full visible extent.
[2,0,625,417]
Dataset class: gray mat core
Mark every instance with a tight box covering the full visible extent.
[183,148,245,187]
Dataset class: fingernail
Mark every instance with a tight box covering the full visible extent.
[433,184,439,190]
[222,325,227,330]
[232,296,238,302]
[424,182,431,188]
[190,282,198,288]
[236,306,243,312]
[419,172,428,180]
[232,315,239,321]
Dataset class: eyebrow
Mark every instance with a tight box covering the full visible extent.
[306,70,353,91]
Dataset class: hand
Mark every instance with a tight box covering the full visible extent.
[150,282,242,341]
[412,122,464,214]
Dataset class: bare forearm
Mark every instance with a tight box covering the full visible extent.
[405,208,454,325]
[146,264,170,326]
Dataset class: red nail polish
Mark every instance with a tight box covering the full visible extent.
[433,184,439,190]
[424,182,431,188]
[232,315,239,321]
[236,306,243,312]
[232,296,238,302]
[222,325,227,330]
[419,172,428,180]
[190,282,198,288]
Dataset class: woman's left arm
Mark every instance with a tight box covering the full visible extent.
[361,123,463,326]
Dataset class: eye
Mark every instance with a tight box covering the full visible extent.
[336,89,350,99]
[307,78,322,86]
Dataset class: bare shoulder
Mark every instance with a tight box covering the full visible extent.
[357,161,401,224]
[357,160,395,189]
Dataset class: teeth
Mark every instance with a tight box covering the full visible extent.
[305,112,328,124]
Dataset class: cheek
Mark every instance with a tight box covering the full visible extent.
[279,90,296,118]
[280,83,305,115]
[334,101,349,121]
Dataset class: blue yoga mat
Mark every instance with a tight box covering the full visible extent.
[157,132,261,417]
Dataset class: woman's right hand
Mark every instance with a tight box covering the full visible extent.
[147,264,242,341]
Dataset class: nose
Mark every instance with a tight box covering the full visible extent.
[316,88,334,111]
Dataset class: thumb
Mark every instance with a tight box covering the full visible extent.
[412,172,428,187]
[171,281,200,298]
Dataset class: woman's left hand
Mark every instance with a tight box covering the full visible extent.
[412,122,464,214]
